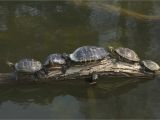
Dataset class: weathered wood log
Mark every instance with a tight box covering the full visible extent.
[0,58,158,85]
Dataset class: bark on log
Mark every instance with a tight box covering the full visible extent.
[0,58,158,85]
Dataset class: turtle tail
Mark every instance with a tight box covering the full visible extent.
[6,61,15,68]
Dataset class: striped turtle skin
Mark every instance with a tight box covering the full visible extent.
[69,46,109,62]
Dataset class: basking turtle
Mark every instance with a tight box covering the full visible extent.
[141,60,160,72]
[108,46,140,63]
[44,54,67,74]
[7,58,43,80]
[63,46,110,84]
[69,46,109,62]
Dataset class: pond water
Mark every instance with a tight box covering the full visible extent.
[0,1,160,119]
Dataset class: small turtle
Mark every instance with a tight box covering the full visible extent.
[63,46,110,84]
[44,54,67,74]
[140,60,160,72]
[7,58,43,80]
[108,46,140,63]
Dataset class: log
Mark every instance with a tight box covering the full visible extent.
[0,58,158,85]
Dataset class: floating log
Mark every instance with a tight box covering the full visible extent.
[0,58,158,85]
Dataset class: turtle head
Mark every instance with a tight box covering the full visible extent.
[6,61,15,68]
[108,46,116,58]
[108,46,114,53]
[62,53,70,60]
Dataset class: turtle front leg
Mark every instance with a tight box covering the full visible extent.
[42,67,48,75]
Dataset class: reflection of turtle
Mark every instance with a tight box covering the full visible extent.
[108,46,140,63]
[63,46,110,84]
[7,59,43,80]
[140,60,160,72]
[44,54,67,74]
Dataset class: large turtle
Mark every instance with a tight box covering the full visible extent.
[68,46,109,62]
[7,58,43,80]
[44,54,67,74]
[62,46,110,84]
[108,46,140,63]
[140,60,160,72]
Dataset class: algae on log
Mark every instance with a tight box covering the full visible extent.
[0,58,157,85]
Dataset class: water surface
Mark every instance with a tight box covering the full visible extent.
[0,1,160,119]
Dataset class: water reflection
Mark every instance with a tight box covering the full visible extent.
[0,78,159,119]
[89,2,122,47]
[0,6,8,31]
[145,2,160,63]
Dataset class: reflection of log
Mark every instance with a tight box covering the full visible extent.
[97,4,160,21]
[71,1,160,21]
[0,58,158,85]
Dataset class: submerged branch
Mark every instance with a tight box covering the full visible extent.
[71,1,160,21]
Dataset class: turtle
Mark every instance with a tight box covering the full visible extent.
[62,46,110,84]
[108,46,140,63]
[44,54,67,74]
[140,60,160,72]
[7,58,43,80]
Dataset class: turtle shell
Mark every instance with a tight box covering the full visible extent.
[44,54,66,65]
[15,59,42,73]
[141,60,160,71]
[70,46,109,62]
[115,47,140,62]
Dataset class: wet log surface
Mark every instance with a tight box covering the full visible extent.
[0,58,158,85]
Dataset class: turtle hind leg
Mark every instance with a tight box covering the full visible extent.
[61,65,67,74]
[42,67,48,75]
[33,72,40,81]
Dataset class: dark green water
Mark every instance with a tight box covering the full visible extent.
[0,1,160,119]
